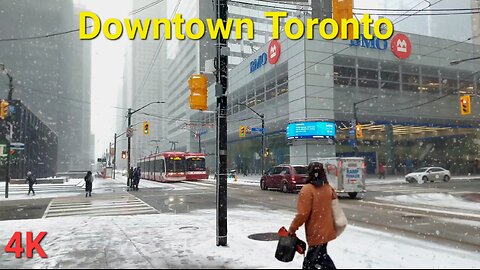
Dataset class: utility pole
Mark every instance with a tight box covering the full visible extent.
[352,96,378,156]
[126,101,164,182]
[108,142,112,167]
[113,133,117,179]
[127,108,132,174]
[215,0,228,247]
[237,103,265,174]
[1,64,14,198]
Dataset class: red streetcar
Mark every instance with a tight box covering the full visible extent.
[185,153,207,181]
[138,152,186,182]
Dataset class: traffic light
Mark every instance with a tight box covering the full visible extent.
[460,95,471,115]
[189,74,208,111]
[356,124,363,139]
[0,100,9,120]
[143,121,150,135]
[333,0,354,39]
[265,147,270,157]
[239,126,246,138]
[121,151,127,159]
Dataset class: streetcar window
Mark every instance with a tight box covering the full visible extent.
[187,158,206,171]
[166,157,185,173]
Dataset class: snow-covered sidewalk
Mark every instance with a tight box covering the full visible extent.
[0,207,478,268]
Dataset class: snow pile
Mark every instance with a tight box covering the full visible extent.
[377,193,480,213]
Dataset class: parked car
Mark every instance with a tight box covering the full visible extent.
[260,165,308,193]
[405,167,451,184]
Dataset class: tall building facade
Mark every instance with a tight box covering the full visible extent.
[118,0,167,168]
[165,0,306,153]
[0,0,93,173]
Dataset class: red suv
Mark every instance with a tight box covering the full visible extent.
[260,165,308,193]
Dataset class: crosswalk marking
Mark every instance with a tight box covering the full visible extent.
[43,193,158,218]
[4,184,83,196]
[180,181,216,187]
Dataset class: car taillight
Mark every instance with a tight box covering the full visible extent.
[292,176,295,181]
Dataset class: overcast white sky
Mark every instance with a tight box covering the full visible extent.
[75,0,131,158]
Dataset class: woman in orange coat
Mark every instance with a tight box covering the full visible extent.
[289,162,337,269]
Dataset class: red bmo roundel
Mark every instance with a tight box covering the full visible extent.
[391,34,412,59]
[268,40,281,64]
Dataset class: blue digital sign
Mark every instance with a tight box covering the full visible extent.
[287,121,336,140]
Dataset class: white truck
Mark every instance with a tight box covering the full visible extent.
[312,157,366,199]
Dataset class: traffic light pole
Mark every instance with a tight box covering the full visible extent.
[126,101,164,184]
[113,133,117,179]
[353,103,358,157]
[352,96,377,157]
[2,66,13,199]
[215,0,228,247]
[127,108,132,183]
[237,103,265,174]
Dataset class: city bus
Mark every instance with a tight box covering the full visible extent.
[185,153,207,181]
[138,152,186,182]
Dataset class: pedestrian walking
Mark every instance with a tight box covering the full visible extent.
[379,162,386,179]
[288,162,338,269]
[84,171,94,197]
[133,166,141,191]
[25,171,37,196]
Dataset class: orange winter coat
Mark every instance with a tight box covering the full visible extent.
[289,183,337,246]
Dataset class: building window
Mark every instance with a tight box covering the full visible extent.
[440,69,458,94]
[357,58,378,89]
[402,65,420,92]
[334,66,356,87]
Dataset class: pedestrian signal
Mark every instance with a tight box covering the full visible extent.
[143,121,150,135]
[0,100,9,120]
[356,125,363,138]
[239,126,247,138]
[121,151,127,159]
[189,74,208,111]
[460,95,471,115]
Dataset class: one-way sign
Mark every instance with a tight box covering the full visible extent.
[11,142,25,150]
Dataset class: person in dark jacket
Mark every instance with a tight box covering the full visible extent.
[133,167,141,191]
[289,162,337,270]
[84,171,94,197]
[127,167,134,190]
[26,171,37,196]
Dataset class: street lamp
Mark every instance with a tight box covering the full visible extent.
[126,101,165,179]
[352,96,378,155]
[0,64,14,199]
[236,103,265,175]
[450,56,480,66]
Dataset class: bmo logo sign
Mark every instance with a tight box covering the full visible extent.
[250,53,267,73]
[250,40,282,73]
[349,33,412,59]
[268,40,281,64]
[391,33,412,59]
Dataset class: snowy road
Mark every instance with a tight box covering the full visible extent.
[0,175,479,268]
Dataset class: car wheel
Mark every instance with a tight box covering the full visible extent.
[422,176,428,183]
[348,192,358,199]
[260,180,267,190]
[443,175,450,182]
[282,182,289,193]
